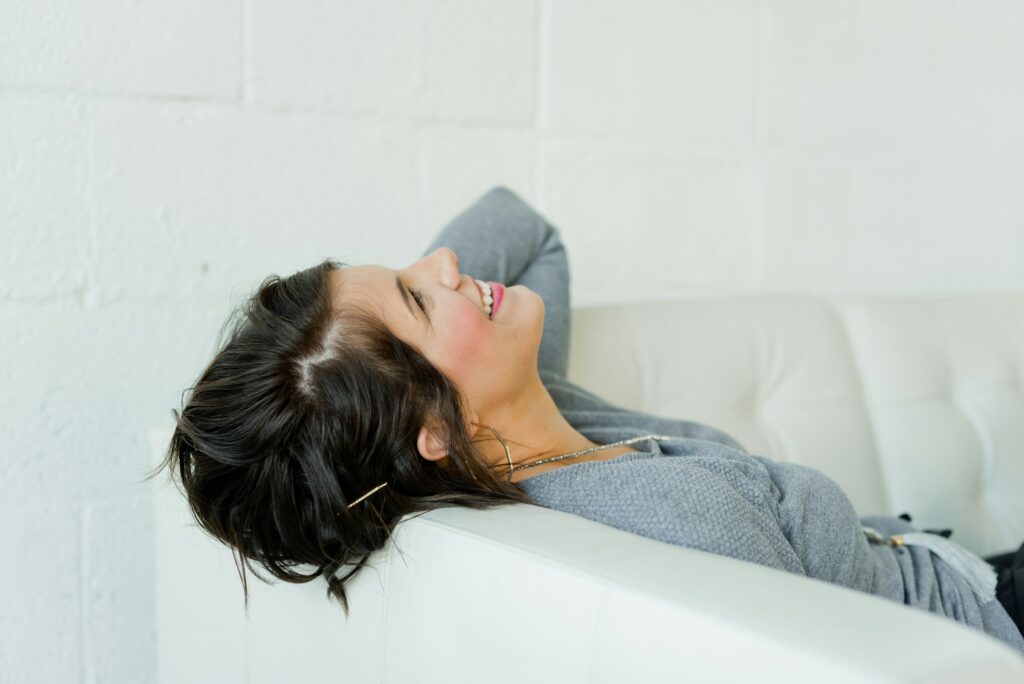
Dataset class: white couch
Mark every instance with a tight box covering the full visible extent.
[152,293,1024,682]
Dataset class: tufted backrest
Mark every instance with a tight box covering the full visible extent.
[568,293,1024,557]
[838,294,1024,555]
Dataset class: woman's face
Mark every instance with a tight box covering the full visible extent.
[329,247,545,426]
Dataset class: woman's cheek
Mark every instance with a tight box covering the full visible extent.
[438,309,492,374]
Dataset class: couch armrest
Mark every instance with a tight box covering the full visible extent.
[153,426,1024,683]
[377,505,1024,681]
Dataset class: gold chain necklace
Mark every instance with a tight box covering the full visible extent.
[505,432,676,473]
[347,431,677,508]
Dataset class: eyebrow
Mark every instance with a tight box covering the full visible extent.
[395,274,420,322]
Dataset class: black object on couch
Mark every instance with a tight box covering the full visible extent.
[897,511,1023,636]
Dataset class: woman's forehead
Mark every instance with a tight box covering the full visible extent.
[328,265,389,319]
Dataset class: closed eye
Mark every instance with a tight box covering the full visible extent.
[411,288,427,314]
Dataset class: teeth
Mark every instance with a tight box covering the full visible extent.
[474,278,493,318]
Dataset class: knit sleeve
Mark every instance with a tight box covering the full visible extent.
[422,186,571,380]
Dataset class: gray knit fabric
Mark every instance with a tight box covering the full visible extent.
[425,186,1024,656]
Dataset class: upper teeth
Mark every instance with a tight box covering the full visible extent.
[474,278,494,318]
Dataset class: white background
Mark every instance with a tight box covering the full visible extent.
[2,1,1023,682]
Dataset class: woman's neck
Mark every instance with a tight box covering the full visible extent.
[471,373,626,482]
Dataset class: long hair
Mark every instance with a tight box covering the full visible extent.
[145,258,533,616]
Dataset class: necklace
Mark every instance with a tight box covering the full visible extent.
[346,430,677,508]
[509,433,676,473]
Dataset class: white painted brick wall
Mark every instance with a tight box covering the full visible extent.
[0,0,242,98]
[2,1,1023,682]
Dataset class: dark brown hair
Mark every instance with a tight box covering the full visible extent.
[146,258,533,616]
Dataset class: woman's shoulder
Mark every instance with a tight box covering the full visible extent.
[513,446,797,566]
[541,371,749,454]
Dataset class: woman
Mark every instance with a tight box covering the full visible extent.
[153,186,1024,656]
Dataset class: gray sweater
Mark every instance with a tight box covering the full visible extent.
[424,186,1024,656]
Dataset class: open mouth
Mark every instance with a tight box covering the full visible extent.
[486,282,504,318]
[473,278,504,320]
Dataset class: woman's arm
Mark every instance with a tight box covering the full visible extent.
[422,186,571,379]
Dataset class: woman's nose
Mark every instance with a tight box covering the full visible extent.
[434,247,461,288]
[436,246,458,268]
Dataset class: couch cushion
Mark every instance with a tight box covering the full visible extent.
[567,293,889,518]
[837,294,1024,555]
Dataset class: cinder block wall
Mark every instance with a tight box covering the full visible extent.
[2,1,1023,682]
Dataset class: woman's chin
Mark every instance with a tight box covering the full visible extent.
[497,286,545,326]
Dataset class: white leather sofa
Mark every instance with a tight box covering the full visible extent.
[152,292,1024,682]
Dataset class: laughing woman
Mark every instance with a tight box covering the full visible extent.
[153,186,1024,655]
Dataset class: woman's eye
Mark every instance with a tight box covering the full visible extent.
[411,288,427,313]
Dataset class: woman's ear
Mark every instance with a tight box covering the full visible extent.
[416,422,449,463]
[416,409,480,463]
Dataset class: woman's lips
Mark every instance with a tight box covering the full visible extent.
[486,281,504,318]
